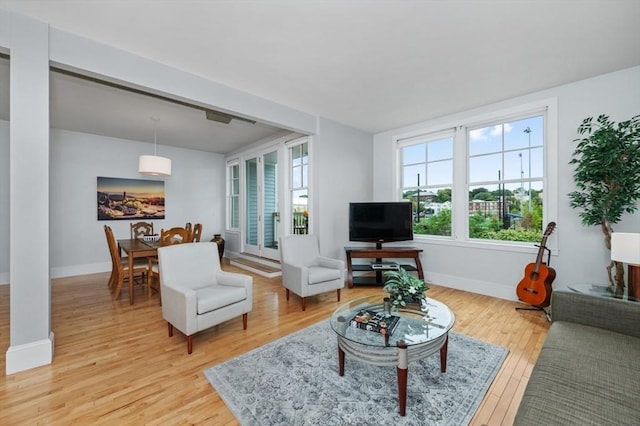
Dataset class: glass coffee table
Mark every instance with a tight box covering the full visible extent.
[330,294,455,416]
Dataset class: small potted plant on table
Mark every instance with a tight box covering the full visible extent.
[383,267,429,310]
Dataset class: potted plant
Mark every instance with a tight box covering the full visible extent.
[568,114,640,296]
[383,267,429,308]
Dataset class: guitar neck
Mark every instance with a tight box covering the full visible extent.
[533,237,548,271]
[532,222,556,274]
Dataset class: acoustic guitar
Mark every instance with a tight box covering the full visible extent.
[516,222,557,308]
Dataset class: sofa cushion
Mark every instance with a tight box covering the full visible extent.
[545,321,640,370]
[196,285,246,315]
[515,321,640,425]
[308,265,341,284]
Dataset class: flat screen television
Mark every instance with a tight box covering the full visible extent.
[349,202,413,246]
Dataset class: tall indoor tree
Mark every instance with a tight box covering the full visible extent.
[568,114,640,296]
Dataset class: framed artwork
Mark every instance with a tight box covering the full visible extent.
[97,176,165,220]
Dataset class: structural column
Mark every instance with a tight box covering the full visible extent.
[2,10,53,374]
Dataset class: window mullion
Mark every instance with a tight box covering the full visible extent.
[453,128,467,241]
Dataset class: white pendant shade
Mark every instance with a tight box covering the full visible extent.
[138,155,172,176]
[139,116,171,176]
[611,232,640,265]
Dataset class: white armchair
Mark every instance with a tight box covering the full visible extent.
[158,242,253,354]
[279,234,345,311]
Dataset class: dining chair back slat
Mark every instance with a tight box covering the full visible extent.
[191,223,203,242]
[130,221,154,239]
[184,222,192,241]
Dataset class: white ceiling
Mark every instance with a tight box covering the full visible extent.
[1,1,639,154]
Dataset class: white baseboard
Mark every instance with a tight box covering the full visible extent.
[0,262,129,285]
[6,331,55,375]
[50,262,111,279]
[427,271,518,302]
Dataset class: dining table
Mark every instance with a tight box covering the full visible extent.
[117,238,160,305]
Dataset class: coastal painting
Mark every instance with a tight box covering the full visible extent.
[97,177,165,220]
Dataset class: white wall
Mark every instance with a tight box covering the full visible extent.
[48,128,226,278]
[373,66,640,300]
[313,118,373,260]
[0,120,8,284]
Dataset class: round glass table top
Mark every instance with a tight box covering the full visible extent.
[330,294,455,348]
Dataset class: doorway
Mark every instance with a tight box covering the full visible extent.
[244,149,280,261]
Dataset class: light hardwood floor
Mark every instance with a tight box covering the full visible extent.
[0,262,549,425]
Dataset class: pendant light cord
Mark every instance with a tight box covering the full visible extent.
[151,116,160,156]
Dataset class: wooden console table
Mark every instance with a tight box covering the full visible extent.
[345,246,424,288]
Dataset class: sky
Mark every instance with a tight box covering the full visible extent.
[402,114,545,193]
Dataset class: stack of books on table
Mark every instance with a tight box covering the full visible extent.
[350,309,400,335]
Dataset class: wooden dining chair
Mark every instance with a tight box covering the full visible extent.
[130,221,154,239]
[148,226,192,299]
[104,225,149,300]
[185,222,192,241]
[191,223,203,242]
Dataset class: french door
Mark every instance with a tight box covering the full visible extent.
[244,148,280,261]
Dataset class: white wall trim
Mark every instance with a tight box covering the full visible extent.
[50,262,111,279]
[6,331,55,375]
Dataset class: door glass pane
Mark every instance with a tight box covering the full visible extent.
[292,189,308,234]
[290,140,309,235]
[263,151,278,249]
[245,158,258,245]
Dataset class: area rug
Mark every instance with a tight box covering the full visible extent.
[204,320,508,425]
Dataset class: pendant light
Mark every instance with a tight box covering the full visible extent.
[139,116,172,176]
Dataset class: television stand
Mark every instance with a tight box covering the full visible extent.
[345,246,424,288]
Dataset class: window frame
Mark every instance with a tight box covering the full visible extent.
[285,136,311,235]
[398,129,455,237]
[226,160,240,231]
[394,98,558,252]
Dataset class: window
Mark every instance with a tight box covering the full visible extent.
[397,100,555,245]
[227,161,240,229]
[467,114,545,242]
[400,132,454,236]
[289,139,309,234]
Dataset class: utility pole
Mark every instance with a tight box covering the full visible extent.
[416,173,420,223]
[519,152,524,210]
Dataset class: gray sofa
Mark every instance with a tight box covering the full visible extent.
[514,290,640,426]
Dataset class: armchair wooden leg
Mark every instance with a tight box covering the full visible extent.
[301,297,306,311]
[285,289,290,301]
[242,313,248,330]
[168,322,173,337]
[187,335,193,354]
[337,289,341,301]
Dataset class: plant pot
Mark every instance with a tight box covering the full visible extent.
[388,294,426,312]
